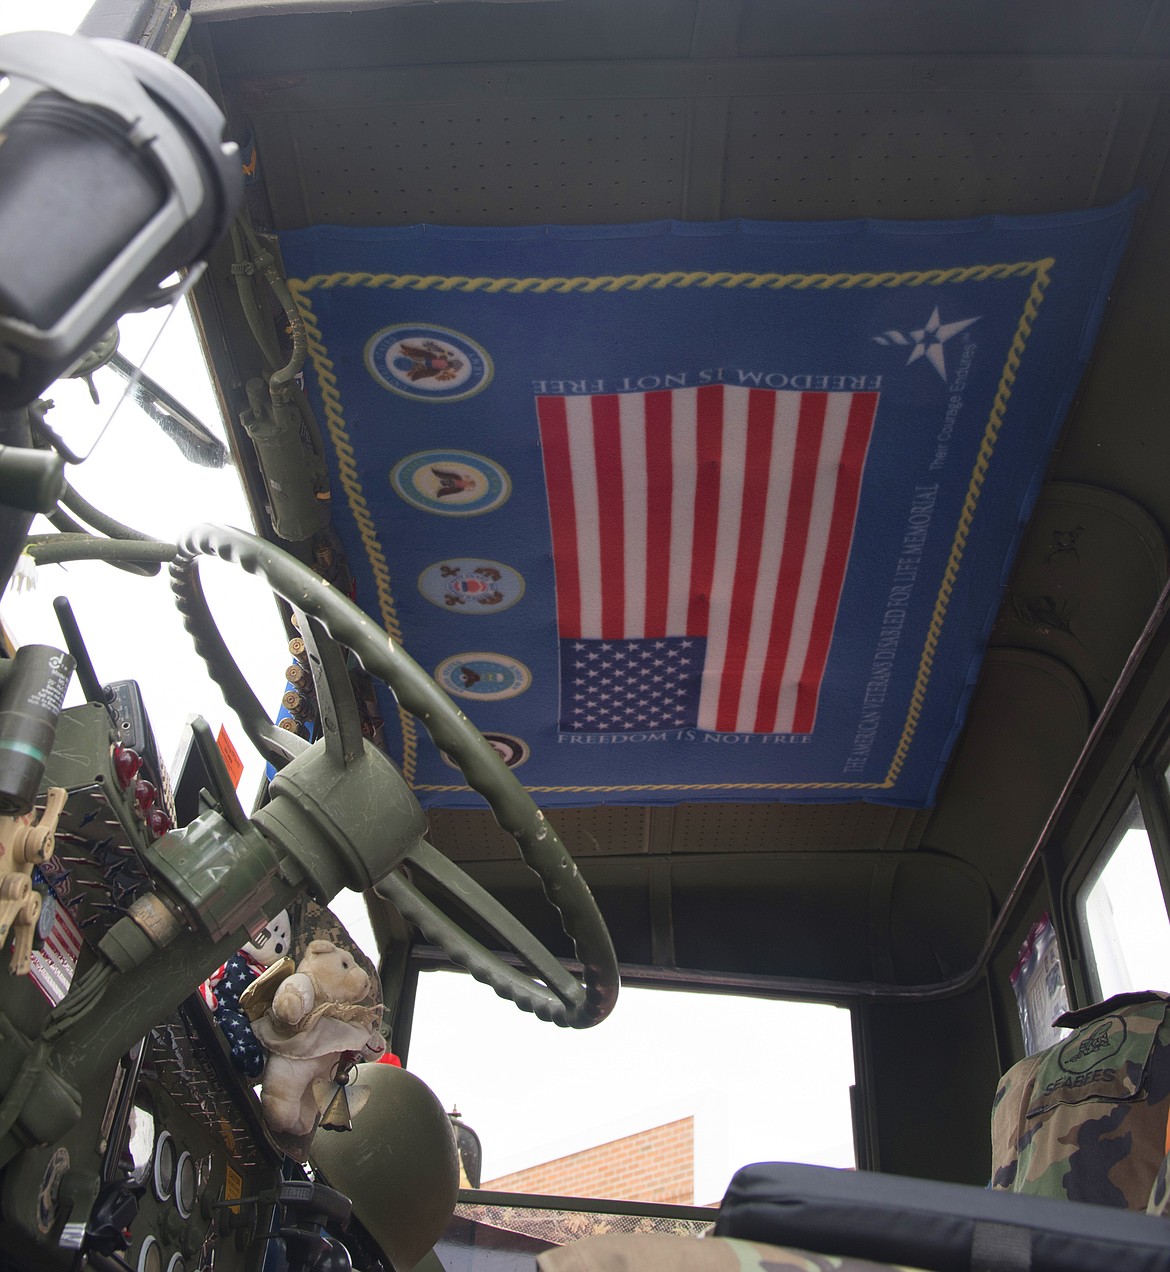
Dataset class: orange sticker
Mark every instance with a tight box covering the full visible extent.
[216,725,244,790]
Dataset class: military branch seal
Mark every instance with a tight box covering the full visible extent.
[391,450,511,516]
[365,323,492,402]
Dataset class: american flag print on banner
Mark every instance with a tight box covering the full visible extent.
[538,384,879,735]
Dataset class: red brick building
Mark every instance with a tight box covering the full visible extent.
[482,1116,695,1205]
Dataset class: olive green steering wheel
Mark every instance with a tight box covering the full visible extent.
[170,523,618,1028]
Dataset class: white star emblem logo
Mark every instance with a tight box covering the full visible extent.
[874,308,979,381]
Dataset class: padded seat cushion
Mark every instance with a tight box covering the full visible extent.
[715,1162,1170,1271]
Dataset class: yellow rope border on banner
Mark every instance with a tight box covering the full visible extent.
[883,260,1054,789]
[289,258,1055,794]
[290,283,420,779]
[297,262,1042,296]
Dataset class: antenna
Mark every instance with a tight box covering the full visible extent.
[51,596,105,706]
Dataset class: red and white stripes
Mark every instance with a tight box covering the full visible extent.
[539,384,877,735]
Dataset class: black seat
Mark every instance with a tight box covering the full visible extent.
[714,1162,1170,1271]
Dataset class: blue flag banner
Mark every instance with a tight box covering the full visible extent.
[279,195,1138,808]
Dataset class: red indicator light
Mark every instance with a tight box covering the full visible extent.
[113,745,143,789]
[146,808,172,838]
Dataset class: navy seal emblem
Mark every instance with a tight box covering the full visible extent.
[418,559,525,613]
[391,450,511,516]
[436,653,532,701]
[365,323,492,402]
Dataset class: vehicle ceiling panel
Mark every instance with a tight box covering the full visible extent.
[417,844,990,982]
[251,97,691,227]
[721,93,1144,221]
[990,484,1169,715]
[200,0,702,66]
[735,0,1165,57]
[226,57,1164,230]
[193,0,1170,60]
[428,801,929,860]
[188,0,1170,983]
[921,649,1092,901]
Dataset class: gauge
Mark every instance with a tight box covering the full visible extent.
[152,1130,176,1202]
[165,1255,185,1272]
[136,1236,162,1272]
[174,1151,196,1219]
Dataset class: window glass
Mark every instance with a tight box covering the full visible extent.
[406,970,855,1206]
[0,304,286,803]
[1079,798,1170,999]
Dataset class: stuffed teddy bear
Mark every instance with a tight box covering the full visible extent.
[200,910,292,1077]
[243,938,385,1140]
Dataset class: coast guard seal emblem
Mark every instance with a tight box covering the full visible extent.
[418,559,525,613]
[365,323,492,402]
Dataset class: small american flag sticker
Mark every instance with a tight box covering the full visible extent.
[28,892,83,1006]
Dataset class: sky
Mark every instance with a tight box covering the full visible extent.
[0,0,90,33]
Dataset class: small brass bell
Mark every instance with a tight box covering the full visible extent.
[315,1062,374,1133]
[318,1077,353,1132]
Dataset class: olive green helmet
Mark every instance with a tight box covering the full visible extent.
[309,1062,459,1271]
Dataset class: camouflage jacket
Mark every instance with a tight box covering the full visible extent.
[990,990,1170,1210]
[538,1234,927,1272]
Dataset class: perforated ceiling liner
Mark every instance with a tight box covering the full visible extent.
[722,94,1126,219]
[259,100,687,229]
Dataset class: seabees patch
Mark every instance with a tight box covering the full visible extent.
[1026,1006,1162,1114]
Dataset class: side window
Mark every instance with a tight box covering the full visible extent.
[1077,796,1170,999]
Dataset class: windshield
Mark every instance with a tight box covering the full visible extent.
[408,969,856,1206]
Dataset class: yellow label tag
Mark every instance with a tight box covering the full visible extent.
[224,1166,243,1214]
